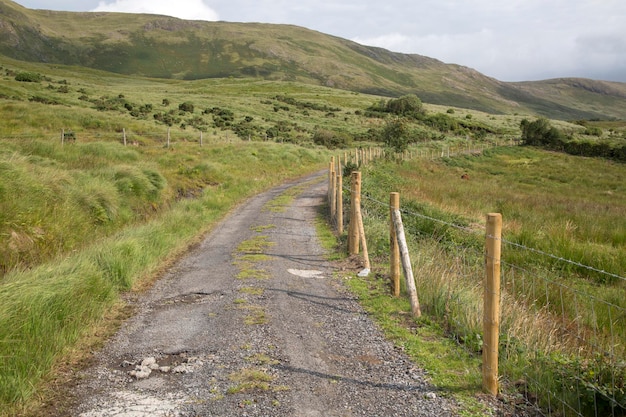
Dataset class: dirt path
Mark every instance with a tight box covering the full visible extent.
[69,172,458,416]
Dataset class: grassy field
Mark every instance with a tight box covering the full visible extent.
[1,53,624,415]
[341,146,625,415]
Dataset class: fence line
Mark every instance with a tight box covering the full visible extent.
[0,128,241,147]
[327,162,626,417]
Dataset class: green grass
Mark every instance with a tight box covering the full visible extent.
[3,1,626,120]
[345,274,488,416]
[346,146,625,414]
[226,368,274,394]
[0,140,329,413]
[1,42,624,416]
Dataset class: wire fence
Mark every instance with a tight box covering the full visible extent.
[0,127,240,148]
[334,163,625,417]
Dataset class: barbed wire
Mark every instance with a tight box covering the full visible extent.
[338,168,625,416]
[343,183,626,284]
[501,260,625,311]
[501,238,626,283]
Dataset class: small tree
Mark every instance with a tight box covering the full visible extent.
[520,118,563,147]
[178,102,194,113]
[382,117,410,153]
[386,94,425,118]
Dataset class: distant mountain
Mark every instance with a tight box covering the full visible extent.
[1,0,625,120]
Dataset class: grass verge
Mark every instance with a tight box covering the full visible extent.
[0,142,329,415]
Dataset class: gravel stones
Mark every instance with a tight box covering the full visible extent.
[68,174,461,417]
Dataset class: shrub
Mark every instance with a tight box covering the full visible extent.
[423,113,459,133]
[178,102,195,113]
[382,117,410,153]
[583,126,603,137]
[15,72,42,82]
[312,129,352,149]
[28,96,61,105]
[385,94,425,118]
[520,118,564,147]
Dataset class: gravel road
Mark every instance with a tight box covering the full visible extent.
[68,171,459,417]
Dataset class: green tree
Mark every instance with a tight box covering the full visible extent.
[520,118,563,147]
[382,118,410,153]
[386,94,425,118]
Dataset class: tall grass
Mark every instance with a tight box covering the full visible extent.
[351,147,625,415]
[0,140,329,412]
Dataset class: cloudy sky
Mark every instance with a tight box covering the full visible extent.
[11,0,626,82]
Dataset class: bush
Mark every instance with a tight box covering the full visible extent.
[382,117,410,153]
[423,113,459,133]
[583,126,603,137]
[520,118,564,147]
[15,72,42,83]
[385,94,425,118]
[178,102,195,113]
[312,129,352,149]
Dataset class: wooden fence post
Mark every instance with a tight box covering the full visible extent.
[355,196,370,273]
[328,157,334,206]
[348,171,361,255]
[483,213,502,396]
[390,193,401,297]
[167,127,171,148]
[330,164,336,221]
[391,209,421,317]
[336,173,343,234]
[123,128,127,146]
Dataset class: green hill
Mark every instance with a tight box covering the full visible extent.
[1,0,625,120]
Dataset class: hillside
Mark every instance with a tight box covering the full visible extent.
[1,0,625,120]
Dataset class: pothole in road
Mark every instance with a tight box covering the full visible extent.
[158,291,222,306]
[115,352,216,380]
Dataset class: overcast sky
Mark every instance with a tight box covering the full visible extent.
[11,0,626,82]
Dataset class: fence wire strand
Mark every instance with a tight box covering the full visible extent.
[340,174,625,417]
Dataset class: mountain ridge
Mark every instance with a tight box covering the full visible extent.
[1,0,625,120]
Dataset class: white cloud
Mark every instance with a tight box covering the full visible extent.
[93,0,219,21]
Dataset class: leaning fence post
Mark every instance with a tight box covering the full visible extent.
[390,193,401,297]
[391,209,421,317]
[483,213,502,396]
[348,171,361,255]
[355,195,370,274]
